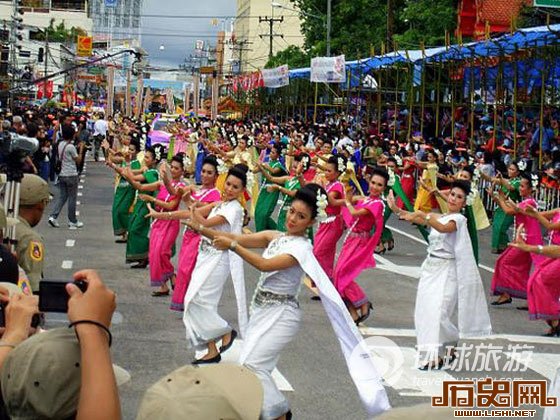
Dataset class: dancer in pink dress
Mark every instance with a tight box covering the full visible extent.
[140,154,186,296]
[522,207,560,335]
[333,168,388,324]
[147,156,221,311]
[490,172,544,305]
[313,155,346,280]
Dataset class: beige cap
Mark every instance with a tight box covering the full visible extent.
[137,364,263,420]
[19,174,49,206]
[1,327,129,420]
[1,328,82,419]
[0,205,18,230]
[0,282,23,296]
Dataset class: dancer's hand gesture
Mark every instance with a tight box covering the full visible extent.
[387,190,398,213]
[509,224,528,251]
[145,203,157,219]
[212,236,232,251]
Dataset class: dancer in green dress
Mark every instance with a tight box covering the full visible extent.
[111,146,162,268]
[483,162,521,254]
[254,144,286,231]
[260,153,309,232]
[107,141,142,243]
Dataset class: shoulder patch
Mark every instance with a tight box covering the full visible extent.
[28,241,44,262]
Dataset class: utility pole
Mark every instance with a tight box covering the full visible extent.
[231,39,251,74]
[259,16,284,60]
[326,0,331,56]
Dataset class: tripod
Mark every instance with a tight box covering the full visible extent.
[1,158,24,253]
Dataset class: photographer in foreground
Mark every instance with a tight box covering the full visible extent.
[0,270,121,420]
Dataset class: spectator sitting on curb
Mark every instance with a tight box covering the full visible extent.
[0,270,122,420]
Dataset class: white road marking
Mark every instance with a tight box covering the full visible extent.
[387,225,495,274]
[76,211,80,216]
[195,339,293,391]
[77,201,81,205]
[79,179,84,184]
[361,327,560,346]
[65,239,75,247]
[78,185,83,189]
[78,192,83,197]
[61,260,73,269]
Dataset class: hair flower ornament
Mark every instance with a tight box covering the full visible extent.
[466,185,476,206]
[517,160,527,172]
[337,157,345,173]
[531,173,539,189]
[394,155,402,167]
[216,158,228,174]
[301,155,310,167]
[387,168,396,187]
[154,148,162,162]
[344,145,355,155]
[316,192,328,220]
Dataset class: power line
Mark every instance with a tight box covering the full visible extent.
[259,16,284,59]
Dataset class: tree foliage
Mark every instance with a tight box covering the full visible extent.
[265,45,309,69]
[34,19,87,43]
[273,0,456,59]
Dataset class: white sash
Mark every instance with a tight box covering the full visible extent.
[240,235,391,416]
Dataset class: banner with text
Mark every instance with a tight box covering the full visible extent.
[310,55,346,83]
[261,65,290,88]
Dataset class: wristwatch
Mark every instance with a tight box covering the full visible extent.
[425,214,432,222]
[229,240,238,251]
[537,245,544,254]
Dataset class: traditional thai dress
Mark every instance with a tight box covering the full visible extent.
[491,197,544,299]
[239,234,390,419]
[170,187,221,312]
[254,159,285,232]
[183,200,247,349]
[415,213,492,363]
[149,180,185,287]
[313,180,345,279]
[276,177,301,232]
[414,163,438,212]
[111,158,140,236]
[527,211,560,321]
[400,157,416,208]
[491,177,520,252]
[334,197,384,308]
[125,168,159,263]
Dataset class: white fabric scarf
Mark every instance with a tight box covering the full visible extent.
[240,235,391,416]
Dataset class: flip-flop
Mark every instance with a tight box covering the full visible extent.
[151,290,169,297]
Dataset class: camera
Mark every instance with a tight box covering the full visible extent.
[0,131,39,159]
[38,280,88,313]
[0,301,41,329]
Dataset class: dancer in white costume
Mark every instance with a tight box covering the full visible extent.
[183,165,248,364]
[193,184,391,420]
[388,180,492,370]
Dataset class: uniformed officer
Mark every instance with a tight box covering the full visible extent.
[15,174,49,291]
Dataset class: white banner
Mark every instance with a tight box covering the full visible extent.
[261,64,290,88]
[310,55,346,83]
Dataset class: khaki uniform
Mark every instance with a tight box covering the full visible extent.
[15,216,44,292]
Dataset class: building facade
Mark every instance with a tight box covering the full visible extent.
[234,0,304,73]
[88,0,142,47]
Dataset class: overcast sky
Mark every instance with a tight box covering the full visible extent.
[141,0,236,68]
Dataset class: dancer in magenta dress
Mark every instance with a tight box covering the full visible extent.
[523,207,560,335]
[333,168,389,324]
[147,156,221,310]
[141,155,186,296]
[491,172,544,305]
[313,155,347,280]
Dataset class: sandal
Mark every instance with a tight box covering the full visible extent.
[151,290,169,297]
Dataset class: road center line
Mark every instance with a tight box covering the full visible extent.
[61,260,73,269]
[65,239,75,247]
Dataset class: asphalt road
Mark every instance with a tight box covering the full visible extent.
[36,160,560,419]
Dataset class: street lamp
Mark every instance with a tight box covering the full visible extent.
[271,1,331,57]
[159,44,165,51]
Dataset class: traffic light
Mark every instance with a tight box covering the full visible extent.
[38,47,44,63]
